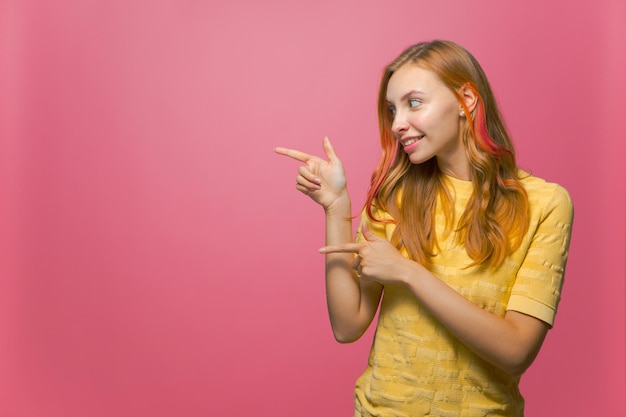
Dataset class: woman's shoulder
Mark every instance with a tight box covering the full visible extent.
[518,171,574,221]
[519,170,570,195]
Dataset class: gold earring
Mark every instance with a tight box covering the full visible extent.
[460,110,465,117]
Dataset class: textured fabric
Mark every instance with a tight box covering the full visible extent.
[353,173,574,417]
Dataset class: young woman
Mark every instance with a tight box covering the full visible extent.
[275,40,573,416]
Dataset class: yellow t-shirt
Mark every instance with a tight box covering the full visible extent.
[353,173,574,417]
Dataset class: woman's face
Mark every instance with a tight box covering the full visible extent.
[386,64,470,179]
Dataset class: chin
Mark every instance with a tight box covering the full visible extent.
[408,154,434,165]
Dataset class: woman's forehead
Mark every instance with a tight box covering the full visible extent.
[386,65,445,101]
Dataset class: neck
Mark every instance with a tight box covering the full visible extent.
[438,162,472,181]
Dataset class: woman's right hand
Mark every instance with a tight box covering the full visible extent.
[274,136,349,211]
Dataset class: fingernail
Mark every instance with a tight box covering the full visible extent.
[318,247,326,253]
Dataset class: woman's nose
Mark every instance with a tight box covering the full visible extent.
[391,114,409,135]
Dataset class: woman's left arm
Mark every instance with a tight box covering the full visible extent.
[395,260,550,378]
[322,224,547,376]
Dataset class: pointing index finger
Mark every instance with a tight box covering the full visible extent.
[274,146,314,163]
[319,243,361,254]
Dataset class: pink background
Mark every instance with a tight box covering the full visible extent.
[1,0,624,416]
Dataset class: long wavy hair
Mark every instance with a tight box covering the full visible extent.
[365,40,529,269]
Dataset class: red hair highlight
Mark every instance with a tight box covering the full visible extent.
[459,84,511,158]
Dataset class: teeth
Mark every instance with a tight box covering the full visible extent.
[402,136,423,147]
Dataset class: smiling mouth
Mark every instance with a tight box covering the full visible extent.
[401,135,424,147]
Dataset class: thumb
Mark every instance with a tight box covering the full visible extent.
[362,223,382,242]
[322,136,339,161]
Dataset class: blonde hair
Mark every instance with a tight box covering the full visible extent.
[365,40,529,269]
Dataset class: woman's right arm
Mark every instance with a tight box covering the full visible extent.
[324,195,383,342]
[275,137,382,343]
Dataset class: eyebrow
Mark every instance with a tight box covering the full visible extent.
[386,90,425,104]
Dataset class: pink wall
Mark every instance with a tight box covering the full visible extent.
[1,0,624,416]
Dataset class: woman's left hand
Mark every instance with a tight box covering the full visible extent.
[319,223,418,285]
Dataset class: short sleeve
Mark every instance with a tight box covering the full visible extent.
[507,184,574,326]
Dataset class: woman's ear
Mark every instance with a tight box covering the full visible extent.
[459,83,478,115]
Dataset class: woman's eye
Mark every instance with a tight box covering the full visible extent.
[408,98,421,108]
[387,106,396,116]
